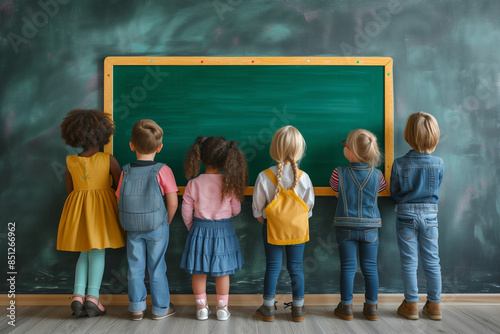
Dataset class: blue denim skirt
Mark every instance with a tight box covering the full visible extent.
[180,217,244,277]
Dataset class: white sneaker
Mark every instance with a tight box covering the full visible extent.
[216,300,230,321]
[196,300,211,321]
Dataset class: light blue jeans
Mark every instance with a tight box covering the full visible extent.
[127,223,171,316]
[396,204,441,303]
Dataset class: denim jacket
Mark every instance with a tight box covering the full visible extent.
[118,163,168,232]
[333,163,383,228]
[390,150,444,205]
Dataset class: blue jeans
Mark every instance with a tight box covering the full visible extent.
[127,223,171,316]
[336,227,379,305]
[396,204,441,303]
[262,223,305,301]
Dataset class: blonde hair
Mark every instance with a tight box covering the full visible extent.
[346,129,382,168]
[269,125,306,199]
[131,119,163,154]
[404,112,440,153]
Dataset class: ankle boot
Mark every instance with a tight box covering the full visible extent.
[423,300,442,320]
[397,299,419,320]
[334,302,353,320]
[363,303,378,321]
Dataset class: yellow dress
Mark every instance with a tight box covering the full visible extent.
[57,152,125,252]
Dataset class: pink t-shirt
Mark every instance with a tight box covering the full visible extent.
[115,164,178,198]
[182,174,241,231]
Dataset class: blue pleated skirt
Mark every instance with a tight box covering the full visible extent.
[180,217,244,277]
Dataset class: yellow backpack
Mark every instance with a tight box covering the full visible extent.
[263,168,310,245]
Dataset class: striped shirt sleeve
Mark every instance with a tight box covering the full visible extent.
[379,173,387,193]
[329,169,339,192]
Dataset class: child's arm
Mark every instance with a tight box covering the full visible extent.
[165,192,178,225]
[115,171,124,200]
[157,166,179,226]
[109,155,121,190]
[252,173,267,224]
[181,182,194,230]
[65,168,73,194]
[389,161,400,197]
[230,196,242,217]
[438,160,445,187]
[329,168,339,197]
[378,173,387,193]
[303,173,315,217]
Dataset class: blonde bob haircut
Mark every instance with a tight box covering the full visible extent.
[131,119,163,154]
[346,129,382,168]
[269,125,306,198]
[404,112,440,154]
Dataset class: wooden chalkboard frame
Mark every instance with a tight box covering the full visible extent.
[103,57,394,196]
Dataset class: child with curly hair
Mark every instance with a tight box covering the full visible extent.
[57,109,125,317]
[180,136,248,321]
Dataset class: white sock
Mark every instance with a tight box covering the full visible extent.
[263,298,275,307]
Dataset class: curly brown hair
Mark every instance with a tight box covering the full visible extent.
[184,136,248,202]
[60,109,115,150]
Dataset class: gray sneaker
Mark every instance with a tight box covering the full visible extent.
[256,303,276,322]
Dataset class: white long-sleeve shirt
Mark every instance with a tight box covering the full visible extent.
[252,165,315,219]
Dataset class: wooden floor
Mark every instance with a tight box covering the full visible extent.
[3,304,500,334]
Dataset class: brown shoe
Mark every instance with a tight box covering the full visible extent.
[397,299,419,320]
[284,302,306,322]
[334,302,353,320]
[362,303,378,321]
[130,311,144,321]
[256,304,276,322]
[422,300,442,320]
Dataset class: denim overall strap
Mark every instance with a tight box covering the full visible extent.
[119,163,167,232]
[347,166,373,218]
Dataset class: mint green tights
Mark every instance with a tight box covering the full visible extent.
[73,249,105,298]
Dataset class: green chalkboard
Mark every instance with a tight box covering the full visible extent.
[105,57,393,192]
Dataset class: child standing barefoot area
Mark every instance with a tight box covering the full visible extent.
[116,119,178,321]
[330,129,386,321]
[57,109,125,317]
[391,112,444,321]
[252,126,315,322]
[180,136,248,321]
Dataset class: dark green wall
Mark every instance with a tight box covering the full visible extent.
[1,0,499,295]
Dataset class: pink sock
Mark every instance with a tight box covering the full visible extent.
[217,294,229,307]
[195,293,207,308]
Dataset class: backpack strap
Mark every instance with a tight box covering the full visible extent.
[263,169,277,187]
[263,168,304,189]
[152,163,165,176]
[122,163,130,175]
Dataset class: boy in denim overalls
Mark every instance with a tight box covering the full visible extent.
[391,112,444,321]
[116,119,178,321]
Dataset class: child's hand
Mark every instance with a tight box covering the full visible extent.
[257,216,264,224]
